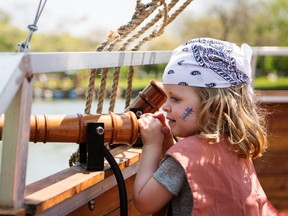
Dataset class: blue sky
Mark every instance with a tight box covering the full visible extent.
[0,0,210,39]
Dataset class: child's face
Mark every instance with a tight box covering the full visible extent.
[162,84,201,138]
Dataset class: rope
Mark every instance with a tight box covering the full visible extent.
[84,68,97,114]
[108,0,169,112]
[105,1,160,51]
[125,66,135,109]
[84,0,194,115]
[94,2,161,113]
[109,67,121,112]
[106,1,164,111]
[17,0,47,52]
[96,68,109,114]
[167,0,193,25]
[132,0,169,51]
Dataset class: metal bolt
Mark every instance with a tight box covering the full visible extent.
[96,126,104,135]
[88,199,96,211]
[135,110,143,118]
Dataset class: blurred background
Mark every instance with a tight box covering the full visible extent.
[1,0,288,99]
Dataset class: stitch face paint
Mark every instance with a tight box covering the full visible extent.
[181,107,194,121]
[162,84,201,137]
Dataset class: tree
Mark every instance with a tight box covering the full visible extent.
[173,0,261,45]
[253,0,288,46]
[0,10,26,51]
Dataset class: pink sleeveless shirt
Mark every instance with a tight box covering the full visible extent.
[166,135,267,216]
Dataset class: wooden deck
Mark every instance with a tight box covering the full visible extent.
[254,90,288,212]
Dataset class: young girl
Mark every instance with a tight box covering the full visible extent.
[133,38,268,215]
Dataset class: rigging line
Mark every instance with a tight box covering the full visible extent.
[17,0,48,52]
[33,0,48,24]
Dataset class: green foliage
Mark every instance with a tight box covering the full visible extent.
[252,0,288,46]
[256,56,288,77]
[254,76,288,90]
[0,10,99,52]
[0,12,26,51]
[1,1,288,90]
[263,56,275,73]
[30,34,98,52]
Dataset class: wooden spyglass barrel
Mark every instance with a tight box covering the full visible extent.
[0,112,139,145]
[125,79,166,114]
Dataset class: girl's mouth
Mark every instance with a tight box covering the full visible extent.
[167,117,176,126]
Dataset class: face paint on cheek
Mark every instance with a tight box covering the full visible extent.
[180,107,194,121]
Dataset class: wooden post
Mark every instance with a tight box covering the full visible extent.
[0,57,34,213]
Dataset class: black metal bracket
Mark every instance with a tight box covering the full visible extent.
[129,108,143,118]
[79,122,104,171]
[129,108,143,147]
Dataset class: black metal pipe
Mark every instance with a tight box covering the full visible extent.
[103,146,128,216]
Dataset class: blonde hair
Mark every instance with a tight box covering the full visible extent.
[195,85,268,159]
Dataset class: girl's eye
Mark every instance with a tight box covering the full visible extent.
[171,96,180,102]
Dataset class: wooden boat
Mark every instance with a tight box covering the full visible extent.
[0,48,288,216]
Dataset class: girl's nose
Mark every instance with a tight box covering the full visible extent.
[162,101,171,112]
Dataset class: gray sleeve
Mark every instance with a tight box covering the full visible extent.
[153,156,186,196]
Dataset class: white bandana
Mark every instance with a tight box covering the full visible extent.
[162,38,253,88]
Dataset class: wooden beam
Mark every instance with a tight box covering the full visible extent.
[29,51,172,73]
[0,59,34,209]
[252,46,288,56]
[0,53,25,116]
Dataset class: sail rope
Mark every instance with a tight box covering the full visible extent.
[84,0,193,115]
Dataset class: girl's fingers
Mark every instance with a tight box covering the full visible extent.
[139,113,171,136]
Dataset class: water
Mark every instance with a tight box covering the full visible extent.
[2,99,127,185]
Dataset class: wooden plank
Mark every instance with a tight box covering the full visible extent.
[68,175,148,216]
[252,46,288,56]
[258,176,288,198]
[257,90,288,97]
[264,103,288,152]
[25,166,105,213]
[267,197,288,212]
[254,152,288,176]
[27,162,139,216]
[24,147,142,215]
[0,71,34,208]
[29,51,172,73]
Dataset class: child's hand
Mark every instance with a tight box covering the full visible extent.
[138,114,164,146]
[151,113,175,155]
[138,113,175,156]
